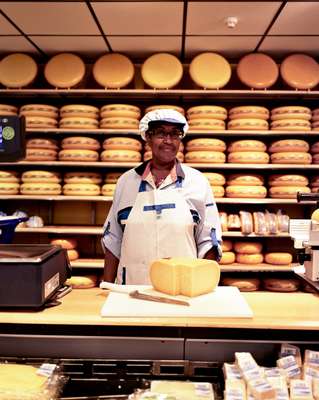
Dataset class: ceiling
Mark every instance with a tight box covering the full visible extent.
[0,1,318,63]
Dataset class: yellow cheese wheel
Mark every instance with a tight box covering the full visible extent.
[311,209,319,222]
[100,104,141,119]
[0,53,38,88]
[311,142,319,154]
[0,104,18,115]
[60,104,99,119]
[219,251,236,265]
[25,115,57,128]
[228,140,266,153]
[0,363,49,393]
[188,118,225,130]
[63,183,100,196]
[268,139,309,153]
[234,241,263,254]
[271,106,311,121]
[100,117,139,129]
[270,119,311,131]
[186,138,226,152]
[226,185,267,198]
[145,105,185,115]
[51,238,77,250]
[312,154,319,164]
[263,278,299,292]
[103,137,142,151]
[189,52,231,89]
[268,174,309,187]
[185,151,226,164]
[269,186,310,198]
[64,172,102,184]
[227,174,264,186]
[93,53,134,89]
[202,172,226,186]
[26,137,58,150]
[228,106,269,120]
[186,105,227,121]
[20,104,59,118]
[100,149,141,162]
[67,249,80,261]
[211,185,225,198]
[20,182,62,195]
[144,150,184,163]
[21,170,61,183]
[312,121,319,131]
[59,117,99,129]
[0,182,19,194]
[26,148,57,161]
[58,149,99,162]
[264,252,292,265]
[0,170,19,183]
[236,253,264,265]
[222,277,260,292]
[105,172,122,183]
[270,152,312,164]
[101,183,116,196]
[227,118,269,130]
[66,274,98,288]
[44,53,86,88]
[150,257,220,297]
[61,136,100,151]
[221,240,233,252]
[228,152,269,164]
[280,53,319,90]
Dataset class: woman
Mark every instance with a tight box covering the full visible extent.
[102,109,222,284]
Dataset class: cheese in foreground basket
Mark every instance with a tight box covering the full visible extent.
[150,258,220,297]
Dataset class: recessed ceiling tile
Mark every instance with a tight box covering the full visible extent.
[1,2,100,35]
[259,36,319,57]
[269,2,319,34]
[187,2,281,35]
[0,36,39,54]
[92,2,183,35]
[0,14,20,34]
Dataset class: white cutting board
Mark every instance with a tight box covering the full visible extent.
[101,286,253,318]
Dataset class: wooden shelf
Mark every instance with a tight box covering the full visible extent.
[70,258,104,269]
[16,225,103,234]
[221,262,296,272]
[222,232,290,238]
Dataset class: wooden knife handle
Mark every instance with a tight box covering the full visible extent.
[129,290,190,306]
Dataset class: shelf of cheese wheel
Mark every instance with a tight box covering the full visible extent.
[268,138,312,165]
[185,137,226,164]
[186,105,227,132]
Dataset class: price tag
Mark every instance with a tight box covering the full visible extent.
[289,219,311,244]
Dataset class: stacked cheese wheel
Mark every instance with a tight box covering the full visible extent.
[26,137,58,161]
[268,174,310,199]
[145,104,185,115]
[234,241,264,265]
[63,171,101,196]
[20,103,58,128]
[202,172,225,198]
[59,136,100,162]
[187,105,227,131]
[185,138,226,164]
[227,106,269,131]
[310,141,319,165]
[227,139,269,164]
[268,139,312,164]
[312,108,319,131]
[51,237,79,261]
[0,170,20,194]
[60,104,99,130]
[102,171,122,196]
[263,277,300,292]
[270,106,312,131]
[225,173,267,199]
[144,142,184,162]
[310,175,319,193]
[0,104,18,116]
[101,137,142,163]
[222,276,261,292]
[219,239,235,265]
[20,170,62,195]
[100,104,141,129]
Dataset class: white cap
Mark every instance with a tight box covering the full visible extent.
[139,109,188,140]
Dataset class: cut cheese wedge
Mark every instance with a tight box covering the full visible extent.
[150,257,220,297]
[0,53,38,88]
[44,53,86,88]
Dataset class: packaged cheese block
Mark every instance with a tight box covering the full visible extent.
[63,183,100,196]
[0,170,19,183]
[189,52,232,89]
[222,277,260,292]
[234,241,263,254]
[188,118,225,130]
[270,152,312,164]
[26,137,58,150]
[0,182,19,194]
[264,278,300,292]
[67,248,79,261]
[185,151,226,164]
[26,148,57,161]
[290,379,313,400]
[268,174,309,187]
[100,149,141,162]
[227,214,241,230]
[229,106,270,121]
[20,103,59,119]
[247,378,276,400]
[219,251,236,265]
[93,53,134,88]
[186,105,227,121]
[60,104,99,119]
[186,138,226,152]
[271,106,311,121]
[150,257,220,297]
[228,151,269,164]
[223,364,242,380]
[277,356,302,380]
[280,53,319,90]
[228,140,267,153]
[100,117,139,129]
[227,174,264,186]
[61,136,100,151]
[311,142,319,154]
[211,185,225,198]
[58,149,99,162]
[100,104,141,119]
[105,171,122,183]
[66,274,98,288]
[269,186,310,198]
[268,139,309,153]
[304,349,319,367]
[270,119,311,131]
[220,212,228,231]
[145,104,185,115]
[312,154,319,164]
[150,380,214,400]
[226,185,267,198]
[25,115,57,128]
[0,53,38,88]
[60,117,99,130]
[64,171,102,184]
[236,253,264,265]
[227,118,269,131]
[20,182,62,195]
[0,104,18,115]
[222,240,233,252]
[264,252,292,265]
[101,183,116,196]
[22,170,61,183]
[141,53,183,89]
[103,137,142,151]
[44,53,86,88]
[203,172,226,186]
[51,237,77,249]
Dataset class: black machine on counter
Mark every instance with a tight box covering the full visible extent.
[0,115,25,162]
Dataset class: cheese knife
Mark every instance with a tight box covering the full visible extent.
[129,290,190,306]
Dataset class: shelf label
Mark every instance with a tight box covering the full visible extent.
[289,219,311,248]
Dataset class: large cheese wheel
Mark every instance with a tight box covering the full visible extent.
[202,172,225,186]
[144,150,184,163]
[100,117,139,129]
[264,252,292,265]
[226,185,267,198]
[227,118,268,131]
[0,170,19,183]
[186,138,226,152]
[100,104,141,119]
[312,121,319,131]
[20,182,62,195]
[268,174,309,187]
[58,149,99,162]
[44,53,85,88]
[145,104,185,115]
[268,139,309,153]
[64,172,102,184]
[0,182,19,194]
[150,257,220,297]
[21,170,61,183]
[234,241,263,254]
[67,249,79,261]
[51,238,77,250]
[311,142,319,154]
[312,108,319,122]
[227,174,264,186]
[0,53,38,88]
[26,137,58,151]
[0,104,18,115]
[105,172,122,183]
[59,117,99,129]
[101,183,116,196]
[222,277,260,292]
[20,104,59,119]
[61,136,100,151]
[263,278,299,292]
[280,53,319,90]
[219,251,235,265]
[189,52,231,89]
[100,149,141,162]
[270,152,312,164]
[63,183,100,196]
[25,116,57,128]
[228,140,266,153]
[93,53,134,89]
[228,152,269,164]
[236,253,264,264]
[185,151,226,164]
[188,118,225,130]
[60,104,99,119]
[271,106,311,121]
[270,119,311,131]
[312,154,319,164]
[229,106,269,120]
[102,137,142,151]
[186,105,227,121]
[211,185,225,198]
[221,240,233,252]
[269,186,310,198]
[311,209,319,222]
[66,274,97,288]
[26,148,57,161]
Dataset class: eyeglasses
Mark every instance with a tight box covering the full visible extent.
[150,128,183,140]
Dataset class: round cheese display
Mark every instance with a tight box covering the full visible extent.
[268,174,309,187]
[105,172,122,183]
[228,152,269,164]
[227,174,264,186]
[211,185,225,198]
[103,137,142,151]
[226,185,267,198]
[222,240,233,252]
[227,118,269,130]
[63,183,100,196]
[26,216,44,228]
[59,117,99,130]
[100,104,141,119]
[44,53,86,88]
[188,118,225,130]
[58,149,99,162]
[185,151,226,164]
[222,277,260,292]
[264,252,292,265]
[101,149,141,162]
[186,105,227,121]
[270,119,311,131]
[228,106,269,121]
[51,238,77,250]
[312,121,319,131]
[186,138,226,152]
[280,53,319,90]
[93,53,134,89]
[227,140,266,153]
[271,106,311,121]
[0,53,38,88]
[263,278,300,292]
[64,172,102,184]
[145,105,185,115]
[141,53,183,89]
[144,150,184,163]
[100,117,139,129]
[25,116,57,128]
[269,186,310,198]
[269,139,309,153]
[0,170,19,183]
[20,104,59,119]
[66,274,97,288]
[311,209,319,222]
[270,152,312,164]
[237,53,279,89]
[0,182,19,194]
[21,170,61,183]
[236,253,264,265]
[234,241,263,254]
[26,148,57,161]
[67,249,79,261]
[101,183,116,196]
[20,182,62,195]
[219,251,236,265]
[61,136,100,151]
[26,137,58,151]
[202,172,225,186]
[60,104,99,119]
[189,52,231,89]
[0,104,18,115]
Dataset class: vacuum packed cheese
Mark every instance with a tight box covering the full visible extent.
[26,148,57,161]
[270,119,311,131]
[270,152,312,164]
[227,118,268,131]
[150,257,220,297]
[60,104,99,119]
[0,53,38,88]
[268,174,309,187]
[0,170,19,183]
[271,106,311,121]
[185,151,226,164]
[186,138,226,152]
[63,183,100,196]
[93,53,135,88]
[188,118,225,130]
[280,53,319,90]
[239,211,254,235]
[186,105,227,120]
[59,117,99,129]
[44,53,86,88]
[150,380,215,400]
[103,137,142,151]
[236,253,264,265]
[229,106,269,120]
[26,137,58,150]
[64,171,102,184]
[61,136,100,150]
[100,117,139,129]
[20,182,62,195]
[226,185,267,198]
[234,241,263,254]
[268,139,309,153]
[100,104,141,119]
[20,103,59,119]
[100,149,141,162]
[228,152,269,164]
[0,182,19,194]
[269,186,310,198]
[22,170,61,183]
[290,379,313,400]
[228,140,266,153]
[227,174,264,186]
[58,149,99,162]
[264,252,292,265]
